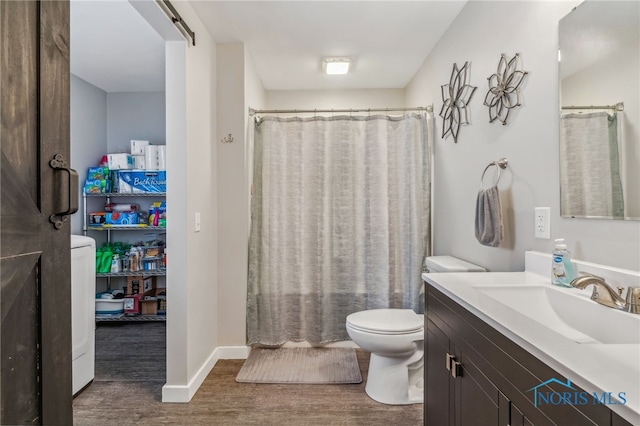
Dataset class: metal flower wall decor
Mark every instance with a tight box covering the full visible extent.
[439,62,477,143]
[483,53,528,125]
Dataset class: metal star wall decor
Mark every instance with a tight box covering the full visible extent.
[439,62,477,143]
[483,53,528,125]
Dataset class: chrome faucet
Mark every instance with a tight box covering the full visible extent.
[570,273,627,311]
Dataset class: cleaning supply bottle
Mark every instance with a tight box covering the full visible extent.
[552,238,574,287]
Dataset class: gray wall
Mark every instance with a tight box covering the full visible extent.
[406,0,640,272]
[107,91,166,153]
[70,74,107,235]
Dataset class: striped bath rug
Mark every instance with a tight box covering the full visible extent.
[235,347,362,384]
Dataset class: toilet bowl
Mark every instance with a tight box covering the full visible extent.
[346,255,485,405]
[346,309,424,405]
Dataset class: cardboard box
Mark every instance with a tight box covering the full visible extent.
[130,140,150,155]
[117,170,166,193]
[140,297,158,315]
[107,153,134,170]
[126,276,155,296]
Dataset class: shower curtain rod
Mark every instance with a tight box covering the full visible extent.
[562,102,624,111]
[249,105,433,115]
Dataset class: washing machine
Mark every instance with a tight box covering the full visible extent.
[71,235,96,395]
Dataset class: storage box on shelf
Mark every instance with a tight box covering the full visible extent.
[141,298,158,316]
[126,275,156,297]
[123,277,160,317]
[123,294,141,315]
[116,170,166,193]
[83,183,166,322]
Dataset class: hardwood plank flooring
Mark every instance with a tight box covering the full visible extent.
[73,323,423,425]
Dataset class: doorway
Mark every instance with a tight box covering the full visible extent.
[69,0,185,404]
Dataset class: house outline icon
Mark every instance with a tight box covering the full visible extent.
[527,378,575,407]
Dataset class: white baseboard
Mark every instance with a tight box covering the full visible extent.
[161,345,250,403]
[160,342,362,403]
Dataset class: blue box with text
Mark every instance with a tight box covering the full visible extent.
[117,170,166,193]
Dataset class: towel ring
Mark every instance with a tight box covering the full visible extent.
[480,158,508,188]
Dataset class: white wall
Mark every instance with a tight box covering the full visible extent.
[184,18,218,393]
[159,1,218,402]
[70,74,107,235]
[216,44,266,346]
[245,49,267,114]
[217,44,247,346]
[266,89,405,111]
[406,0,640,272]
[106,91,166,153]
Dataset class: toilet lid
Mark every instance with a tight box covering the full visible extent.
[346,309,423,334]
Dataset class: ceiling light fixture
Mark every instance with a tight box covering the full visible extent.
[322,57,352,75]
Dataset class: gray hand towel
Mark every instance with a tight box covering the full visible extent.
[475,185,503,247]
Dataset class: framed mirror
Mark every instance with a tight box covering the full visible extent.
[559,1,639,220]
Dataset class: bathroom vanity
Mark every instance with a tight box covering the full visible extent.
[422,252,639,426]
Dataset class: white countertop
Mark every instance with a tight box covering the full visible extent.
[422,269,640,424]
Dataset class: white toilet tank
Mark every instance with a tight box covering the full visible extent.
[424,255,486,273]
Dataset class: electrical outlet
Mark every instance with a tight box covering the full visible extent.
[535,207,550,239]
[195,212,201,232]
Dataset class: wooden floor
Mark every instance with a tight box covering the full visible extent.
[73,323,423,425]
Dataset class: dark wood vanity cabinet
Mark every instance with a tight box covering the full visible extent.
[424,283,634,426]
[426,322,514,425]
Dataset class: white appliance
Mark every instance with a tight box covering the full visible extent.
[71,235,96,395]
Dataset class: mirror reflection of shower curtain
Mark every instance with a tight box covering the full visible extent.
[560,111,624,218]
[247,112,432,346]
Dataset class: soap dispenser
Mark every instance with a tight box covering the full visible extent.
[552,238,574,287]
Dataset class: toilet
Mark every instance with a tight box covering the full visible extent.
[346,255,485,405]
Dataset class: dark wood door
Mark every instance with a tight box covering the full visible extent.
[425,323,454,426]
[1,1,73,424]
[454,349,509,426]
[511,402,535,426]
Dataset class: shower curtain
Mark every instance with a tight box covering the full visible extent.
[560,112,624,218]
[247,112,432,345]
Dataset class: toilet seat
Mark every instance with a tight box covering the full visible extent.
[347,309,423,335]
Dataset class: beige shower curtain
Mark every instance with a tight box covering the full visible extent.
[560,112,624,218]
[247,112,432,345]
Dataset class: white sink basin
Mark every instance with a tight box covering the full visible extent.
[474,285,640,344]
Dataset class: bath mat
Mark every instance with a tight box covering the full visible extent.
[235,347,362,384]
